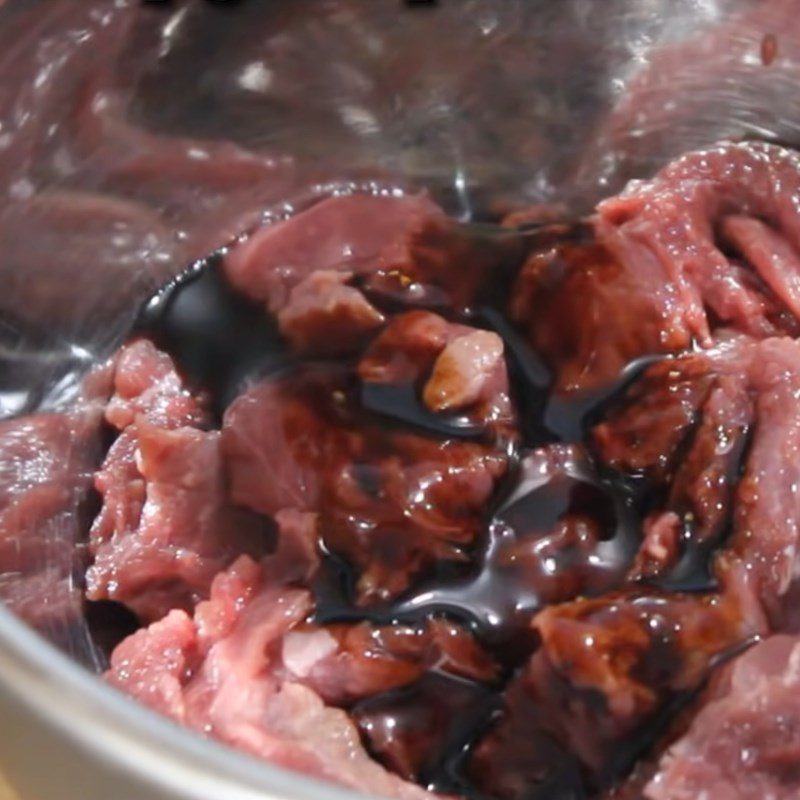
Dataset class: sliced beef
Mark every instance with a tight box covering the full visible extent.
[281,623,418,705]
[389,442,641,663]
[535,587,755,762]
[87,340,269,621]
[103,338,209,432]
[264,508,321,586]
[221,373,325,515]
[477,443,636,626]
[105,555,438,800]
[597,142,800,343]
[87,422,269,623]
[509,226,684,397]
[358,311,456,385]
[513,142,800,395]
[359,311,515,435]
[594,341,754,583]
[467,669,587,800]
[422,329,506,413]
[470,586,757,800]
[353,671,499,787]
[223,193,443,355]
[592,335,800,615]
[277,269,385,355]
[223,194,524,355]
[223,365,507,603]
[592,355,719,483]
[282,617,498,707]
[645,635,800,800]
[721,337,800,617]
[377,214,526,312]
[223,193,443,311]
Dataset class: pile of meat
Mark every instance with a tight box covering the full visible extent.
[8,139,800,800]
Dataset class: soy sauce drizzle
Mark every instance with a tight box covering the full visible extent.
[129,213,755,800]
[136,252,290,418]
[352,672,502,793]
[361,381,486,442]
[544,355,668,443]
[386,455,641,657]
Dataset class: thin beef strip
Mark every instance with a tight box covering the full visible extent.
[222,368,507,604]
[86,339,269,621]
[222,193,441,354]
[512,142,800,395]
[469,584,758,800]
[359,311,514,435]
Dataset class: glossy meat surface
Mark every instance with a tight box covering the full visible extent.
[92,143,800,800]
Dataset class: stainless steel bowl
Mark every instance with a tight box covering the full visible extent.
[1,0,798,797]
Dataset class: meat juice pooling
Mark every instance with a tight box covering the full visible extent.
[4,3,800,800]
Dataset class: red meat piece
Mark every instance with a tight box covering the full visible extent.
[87,340,268,621]
[513,143,800,394]
[222,363,508,604]
[105,555,441,800]
[645,635,800,800]
[224,194,443,312]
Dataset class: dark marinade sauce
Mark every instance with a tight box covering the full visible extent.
[136,253,288,419]
[128,220,750,799]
